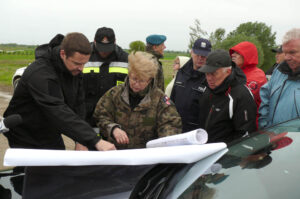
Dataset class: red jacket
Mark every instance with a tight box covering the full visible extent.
[230,41,267,126]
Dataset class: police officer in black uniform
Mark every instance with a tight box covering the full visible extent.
[170,38,212,133]
[83,27,128,127]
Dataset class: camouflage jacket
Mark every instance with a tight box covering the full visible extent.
[93,80,182,149]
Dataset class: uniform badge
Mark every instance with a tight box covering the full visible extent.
[163,96,171,105]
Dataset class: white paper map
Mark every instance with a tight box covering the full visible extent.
[146,128,208,148]
[4,143,226,166]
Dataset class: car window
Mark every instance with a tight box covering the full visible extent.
[167,118,300,199]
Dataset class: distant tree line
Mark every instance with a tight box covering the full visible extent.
[188,19,277,71]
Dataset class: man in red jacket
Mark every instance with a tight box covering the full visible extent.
[230,41,267,126]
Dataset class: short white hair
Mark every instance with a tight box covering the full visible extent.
[282,28,300,44]
[222,66,232,73]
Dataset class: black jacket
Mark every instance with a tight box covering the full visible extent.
[4,34,100,149]
[170,59,206,132]
[83,44,128,126]
[199,67,257,144]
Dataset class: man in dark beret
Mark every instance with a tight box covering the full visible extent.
[145,34,167,91]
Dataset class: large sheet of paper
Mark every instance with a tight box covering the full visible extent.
[4,143,226,166]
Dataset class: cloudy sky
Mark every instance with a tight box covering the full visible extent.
[0,0,299,51]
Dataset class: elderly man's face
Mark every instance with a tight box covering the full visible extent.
[191,50,207,70]
[205,67,231,90]
[153,43,166,56]
[283,39,300,72]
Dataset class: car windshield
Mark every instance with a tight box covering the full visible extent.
[164,118,300,199]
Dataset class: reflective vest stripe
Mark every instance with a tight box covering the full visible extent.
[83,61,128,74]
[109,62,128,68]
[84,62,103,67]
[83,67,99,73]
[109,67,128,74]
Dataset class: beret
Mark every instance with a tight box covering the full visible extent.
[146,34,167,45]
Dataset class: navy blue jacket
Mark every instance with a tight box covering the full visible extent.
[170,59,206,132]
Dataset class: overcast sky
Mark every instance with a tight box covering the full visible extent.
[0,0,299,51]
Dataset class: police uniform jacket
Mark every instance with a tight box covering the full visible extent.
[4,34,100,149]
[198,67,257,144]
[83,44,128,127]
[93,78,182,149]
[170,58,206,133]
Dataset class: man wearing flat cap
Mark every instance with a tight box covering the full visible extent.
[82,27,128,128]
[170,38,211,133]
[197,49,257,144]
[265,45,285,78]
[146,34,167,91]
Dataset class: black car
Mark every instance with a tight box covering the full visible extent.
[1,118,299,199]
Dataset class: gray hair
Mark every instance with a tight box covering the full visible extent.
[222,66,232,73]
[282,28,300,44]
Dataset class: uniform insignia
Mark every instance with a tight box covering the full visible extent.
[163,96,171,105]
[201,42,207,48]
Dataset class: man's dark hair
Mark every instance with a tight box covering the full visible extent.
[145,43,154,52]
[60,32,92,57]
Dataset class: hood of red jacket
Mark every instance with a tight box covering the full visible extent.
[229,41,258,69]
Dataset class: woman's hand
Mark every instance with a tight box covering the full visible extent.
[112,128,129,144]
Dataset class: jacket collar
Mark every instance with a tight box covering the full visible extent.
[209,67,246,95]
[180,58,205,78]
[278,61,300,80]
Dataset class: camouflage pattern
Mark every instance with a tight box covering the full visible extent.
[93,80,182,149]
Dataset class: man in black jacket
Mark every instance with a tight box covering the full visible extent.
[83,27,128,127]
[198,50,257,144]
[170,38,211,132]
[4,33,116,151]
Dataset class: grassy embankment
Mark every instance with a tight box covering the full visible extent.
[0,47,189,87]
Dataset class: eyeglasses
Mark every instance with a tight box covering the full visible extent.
[129,76,150,85]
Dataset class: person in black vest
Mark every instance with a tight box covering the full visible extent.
[170,38,211,132]
[83,27,128,128]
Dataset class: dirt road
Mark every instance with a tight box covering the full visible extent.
[0,85,74,170]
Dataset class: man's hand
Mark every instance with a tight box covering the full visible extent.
[95,139,116,151]
[75,142,88,151]
[112,128,129,144]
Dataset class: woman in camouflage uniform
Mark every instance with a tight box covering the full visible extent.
[93,51,182,149]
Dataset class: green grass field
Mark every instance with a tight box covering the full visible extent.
[0,50,189,87]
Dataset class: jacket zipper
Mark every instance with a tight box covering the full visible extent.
[205,105,215,130]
